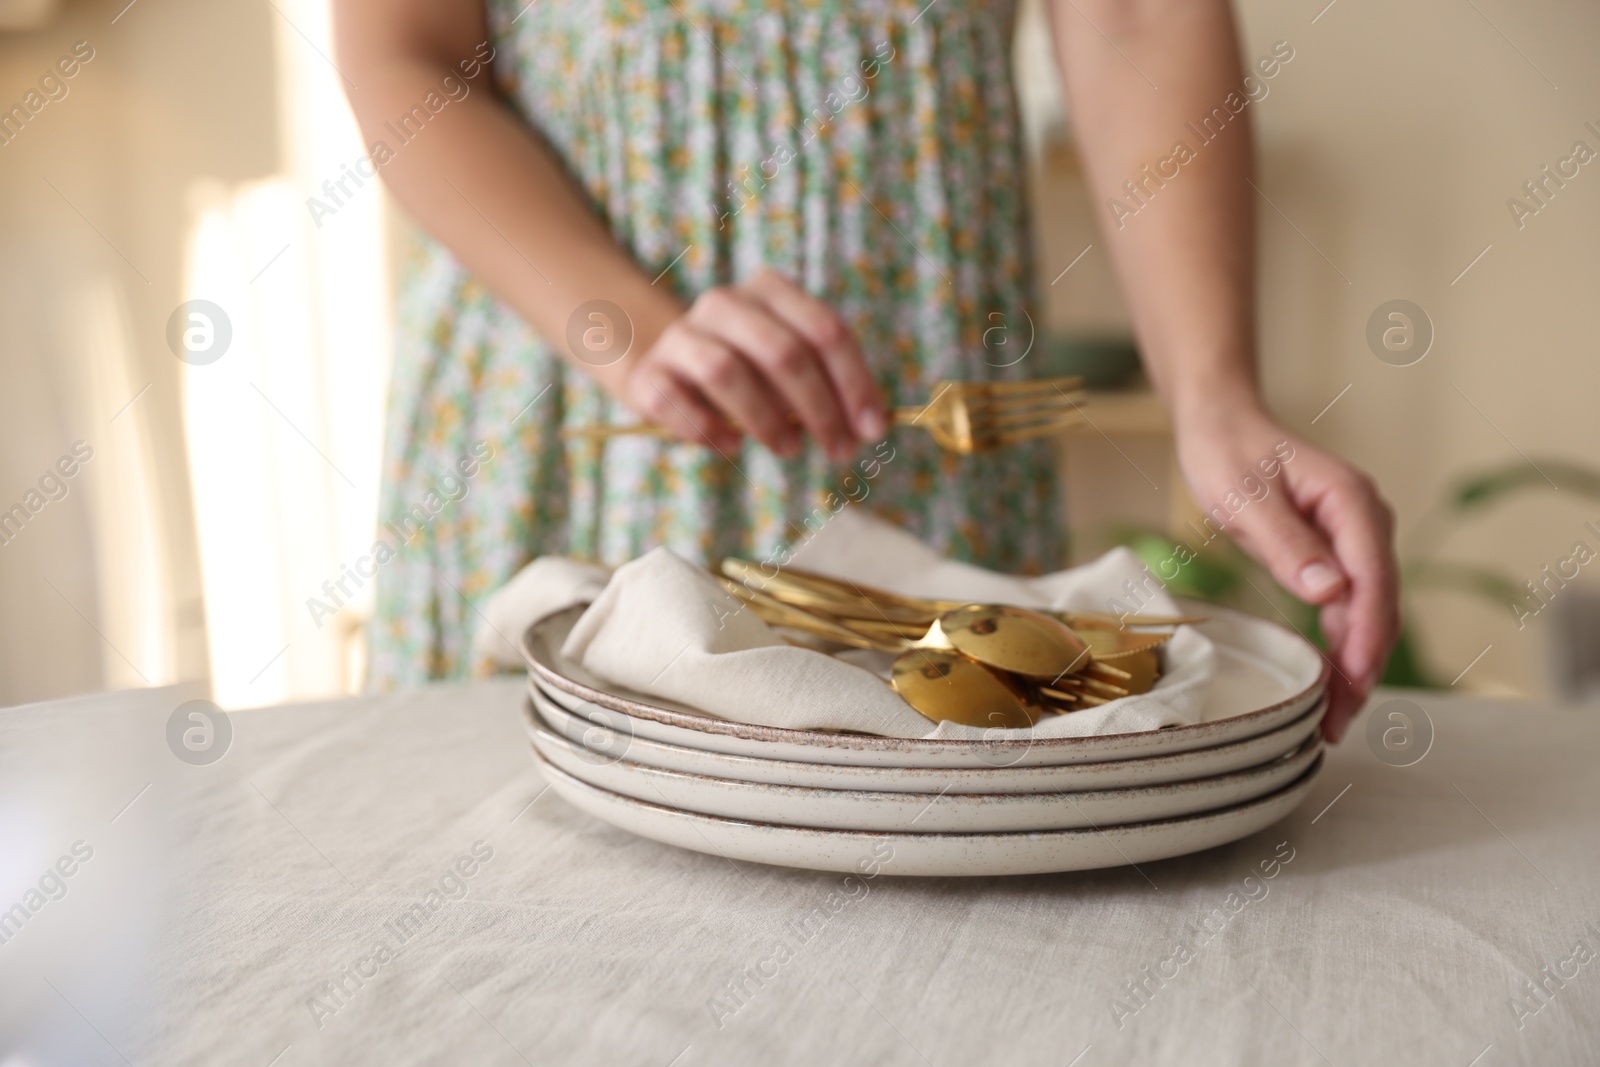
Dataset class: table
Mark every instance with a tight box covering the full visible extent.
[2,680,1597,1066]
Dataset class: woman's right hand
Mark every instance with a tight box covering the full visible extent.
[332,4,884,464]
[617,269,888,463]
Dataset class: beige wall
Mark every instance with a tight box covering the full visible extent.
[0,0,276,703]
[1244,0,1600,697]
[1247,0,1600,697]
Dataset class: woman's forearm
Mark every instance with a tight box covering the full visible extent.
[333,0,678,395]
[1048,0,1261,429]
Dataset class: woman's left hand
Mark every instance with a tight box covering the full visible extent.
[1174,405,1400,743]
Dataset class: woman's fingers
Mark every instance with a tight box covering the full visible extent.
[686,287,843,459]
[1224,484,1380,743]
[1282,468,1397,743]
[1211,475,1365,741]
[1317,598,1360,741]
[624,271,881,459]
[659,320,799,456]
[1177,420,1400,747]
[628,360,739,452]
[1313,473,1400,691]
[1224,490,1347,605]
[743,269,887,444]
[1320,668,1363,744]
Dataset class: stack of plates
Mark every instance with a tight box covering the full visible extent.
[520,603,1330,877]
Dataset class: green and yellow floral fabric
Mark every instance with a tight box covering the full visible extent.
[369,0,1063,688]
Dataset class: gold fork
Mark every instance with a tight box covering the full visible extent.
[560,375,1088,455]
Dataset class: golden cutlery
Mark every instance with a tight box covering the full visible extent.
[562,375,1089,455]
[722,559,1166,692]
[716,555,1191,723]
[721,578,1086,680]
[719,579,1043,727]
[715,578,882,650]
[720,560,1206,632]
[890,649,1044,730]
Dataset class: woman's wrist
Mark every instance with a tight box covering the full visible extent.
[1165,370,1268,439]
[570,278,683,403]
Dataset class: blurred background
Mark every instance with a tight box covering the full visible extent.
[0,0,1596,711]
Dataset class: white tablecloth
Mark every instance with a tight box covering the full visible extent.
[2,680,1597,1066]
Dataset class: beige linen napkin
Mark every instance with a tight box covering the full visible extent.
[563,548,935,736]
[477,508,1215,740]
[473,555,611,669]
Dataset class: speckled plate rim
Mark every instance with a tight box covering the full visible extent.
[530,721,1323,834]
[532,754,1324,876]
[525,688,1329,792]
[520,600,1332,763]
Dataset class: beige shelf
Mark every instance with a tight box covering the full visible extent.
[1068,386,1169,437]
[1057,385,1191,565]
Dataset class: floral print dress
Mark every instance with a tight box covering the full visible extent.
[368,0,1063,688]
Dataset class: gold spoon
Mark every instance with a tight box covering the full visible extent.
[934,603,1092,679]
[830,604,1143,694]
[823,602,1092,681]
[890,648,1043,729]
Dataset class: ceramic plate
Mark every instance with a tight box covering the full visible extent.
[527,687,1327,793]
[533,755,1323,876]
[522,601,1329,769]
[532,718,1321,833]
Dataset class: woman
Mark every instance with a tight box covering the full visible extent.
[334,0,1397,741]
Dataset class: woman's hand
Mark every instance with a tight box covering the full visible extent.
[1175,405,1400,743]
[333,7,884,461]
[616,269,888,463]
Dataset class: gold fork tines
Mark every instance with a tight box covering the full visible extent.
[894,375,1088,454]
[560,375,1088,455]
